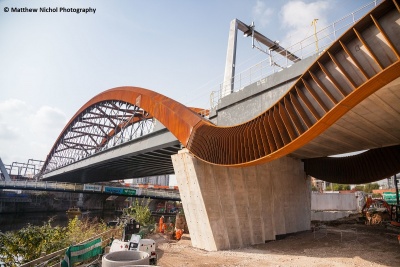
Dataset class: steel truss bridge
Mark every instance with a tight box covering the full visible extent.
[0,180,180,201]
[41,0,400,184]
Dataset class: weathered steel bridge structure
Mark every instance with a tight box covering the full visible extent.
[36,0,400,251]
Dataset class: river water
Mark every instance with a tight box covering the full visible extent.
[0,210,119,233]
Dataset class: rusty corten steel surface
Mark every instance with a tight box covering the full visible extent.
[45,87,211,159]
[187,0,400,168]
[97,107,206,150]
[43,0,400,184]
[40,87,213,173]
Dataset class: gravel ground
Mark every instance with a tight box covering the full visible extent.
[153,219,400,267]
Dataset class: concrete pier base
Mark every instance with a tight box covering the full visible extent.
[172,149,311,251]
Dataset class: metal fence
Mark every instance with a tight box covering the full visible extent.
[19,228,118,267]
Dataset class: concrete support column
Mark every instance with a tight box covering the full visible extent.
[222,19,238,98]
[172,149,311,251]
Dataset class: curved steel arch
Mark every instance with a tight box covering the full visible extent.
[42,90,209,173]
[43,100,156,170]
[42,0,400,183]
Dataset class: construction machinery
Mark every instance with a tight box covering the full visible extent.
[362,197,391,225]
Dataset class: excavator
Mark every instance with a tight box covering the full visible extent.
[362,197,391,225]
[362,196,400,228]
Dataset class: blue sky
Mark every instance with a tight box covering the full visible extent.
[0,0,376,166]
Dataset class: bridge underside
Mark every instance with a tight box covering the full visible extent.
[291,77,400,159]
[296,77,400,183]
[42,130,180,183]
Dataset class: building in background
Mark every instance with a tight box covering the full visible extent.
[127,175,170,186]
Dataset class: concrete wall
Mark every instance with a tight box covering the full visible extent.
[210,55,317,126]
[311,193,357,211]
[171,55,318,251]
[311,211,356,222]
[172,149,311,251]
[310,193,359,222]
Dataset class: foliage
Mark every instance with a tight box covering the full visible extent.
[66,216,107,245]
[0,219,67,266]
[311,185,318,191]
[123,198,154,226]
[0,216,107,266]
[353,185,364,191]
[352,183,380,193]
[325,184,350,191]
[363,183,379,193]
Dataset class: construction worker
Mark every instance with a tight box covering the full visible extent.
[159,216,164,233]
[175,228,184,240]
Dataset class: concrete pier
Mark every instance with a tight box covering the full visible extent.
[172,149,311,251]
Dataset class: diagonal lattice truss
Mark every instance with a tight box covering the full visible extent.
[44,100,155,173]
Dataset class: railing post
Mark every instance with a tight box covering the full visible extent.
[249,67,252,84]
[301,41,303,59]
[286,49,288,68]
[333,22,336,40]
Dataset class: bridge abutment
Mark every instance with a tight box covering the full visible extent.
[172,149,311,251]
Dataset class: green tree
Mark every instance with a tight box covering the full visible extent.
[123,198,154,226]
[333,184,350,191]
[0,216,107,266]
[311,185,318,191]
[324,184,350,191]
[354,185,364,191]
[363,183,379,193]
[66,216,107,245]
[0,220,67,266]
[325,186,332,191]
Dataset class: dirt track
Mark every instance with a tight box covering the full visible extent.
[153,220,400,267]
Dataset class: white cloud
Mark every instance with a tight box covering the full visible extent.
[0,124,19,140]
[0,99,28,141]
[0,99,67,165]
[280,1,330,49]
[252,0,274,28]
[0,98,27,114]
[30,106,67,138]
